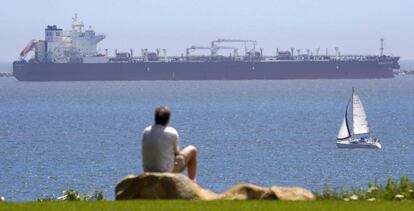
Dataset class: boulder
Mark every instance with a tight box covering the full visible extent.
[270,186,316,201]
[219,183,278,200]
[115,173,315,201]
[218,184,315,201]
[115,172,217,200]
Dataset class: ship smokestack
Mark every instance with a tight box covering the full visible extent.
[335,47,339,60]
[163,49,167,61]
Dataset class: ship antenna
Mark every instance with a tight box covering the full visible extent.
[71,13,84,32]
[380,38,384,57]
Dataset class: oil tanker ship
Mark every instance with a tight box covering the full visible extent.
[13,15,400,81]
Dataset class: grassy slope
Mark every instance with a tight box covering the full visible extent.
[1,201,414,211]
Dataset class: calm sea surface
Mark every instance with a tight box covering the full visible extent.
[1,64,414,201]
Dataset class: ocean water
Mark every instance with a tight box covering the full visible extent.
[1,74,414,201]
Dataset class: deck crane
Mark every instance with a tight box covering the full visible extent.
[211,39,257,56]
[186,45,239,57]
[211,46,239,57]
[186,46,212,57]
[19,39,37,60]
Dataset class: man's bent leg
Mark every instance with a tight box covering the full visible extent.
[174,145,197,181]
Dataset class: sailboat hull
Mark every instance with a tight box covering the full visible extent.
[336,140,381,149]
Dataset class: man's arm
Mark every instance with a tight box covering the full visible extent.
[141,128,149,171]
[174,132,180,156]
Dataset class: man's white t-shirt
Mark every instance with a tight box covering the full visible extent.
[141,124,180,172]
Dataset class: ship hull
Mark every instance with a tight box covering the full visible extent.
[13,60,396,81]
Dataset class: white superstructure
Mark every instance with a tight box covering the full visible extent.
[41,14,105,63]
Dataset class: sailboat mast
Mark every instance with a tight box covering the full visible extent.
[351,87,354,137]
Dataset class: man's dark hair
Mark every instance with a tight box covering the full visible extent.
[155,106,171,126]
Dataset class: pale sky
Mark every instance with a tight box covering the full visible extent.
[1,0,413,61]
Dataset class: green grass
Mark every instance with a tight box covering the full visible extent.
[1,200,414,211]
[317,176,414,201]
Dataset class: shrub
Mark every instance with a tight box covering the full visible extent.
[317,176,414,201]
[36,189,105,202]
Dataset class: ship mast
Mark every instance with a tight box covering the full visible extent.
[72,13,84,32]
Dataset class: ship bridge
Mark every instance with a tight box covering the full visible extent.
[29,14,106,63]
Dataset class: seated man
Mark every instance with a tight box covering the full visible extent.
[141,106,197,181]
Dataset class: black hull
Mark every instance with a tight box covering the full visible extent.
[13,60,397,81]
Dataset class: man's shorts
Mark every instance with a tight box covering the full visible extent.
[172,154,186,173]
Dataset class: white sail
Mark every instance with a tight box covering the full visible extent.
[352,90,370,134]
[337,102,351,140]
[337,116,351,140]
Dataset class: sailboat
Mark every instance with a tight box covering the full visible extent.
[336,88,381,149]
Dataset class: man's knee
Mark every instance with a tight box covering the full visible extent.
[181,145,197,158]
[188,145,197,153]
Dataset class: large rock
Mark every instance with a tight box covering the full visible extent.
[270,186,316,201]
[115,173,315,201]
[115,172,217,200]
[219,183,278,200]
[219,184,315,201]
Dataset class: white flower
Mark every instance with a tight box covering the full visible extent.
[395,194,404,200]
[367,198,376,202]
[57,195,67,200]
[343,198,350,202]
[367,187,378,193]
[350,194,359,201]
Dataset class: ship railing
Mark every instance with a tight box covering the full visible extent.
[106,54,391,63]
